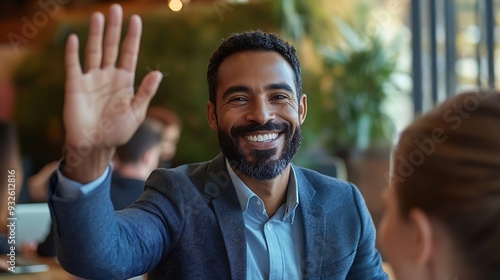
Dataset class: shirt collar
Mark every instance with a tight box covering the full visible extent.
[226,159,299,222]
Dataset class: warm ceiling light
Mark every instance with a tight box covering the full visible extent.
[169,0,183,12]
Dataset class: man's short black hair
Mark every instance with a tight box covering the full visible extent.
[207,30,302,106]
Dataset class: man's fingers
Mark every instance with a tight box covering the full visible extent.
[102,4,123,67]
[65,34,82,80]
[84,12,104,72]
[131,71,163,115]
[119,14,142,72]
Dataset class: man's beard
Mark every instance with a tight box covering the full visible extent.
[217,121,302,180]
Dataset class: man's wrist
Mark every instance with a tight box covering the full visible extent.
[61,144,115,183]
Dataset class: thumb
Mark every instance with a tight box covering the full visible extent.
[131,70,163,116]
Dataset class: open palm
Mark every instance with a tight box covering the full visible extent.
[64,4,162,150]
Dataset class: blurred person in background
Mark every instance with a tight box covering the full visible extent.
[379,91,500,280]
[25,161,58,203]
[146,106,181,168]
[0,121,23,254]
[111,118,163,210]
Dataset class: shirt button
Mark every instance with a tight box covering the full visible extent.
[267,223,272,230]
[256,200,262,206]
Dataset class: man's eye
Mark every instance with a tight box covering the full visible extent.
[229,97,248,102]
[271,94,288,100]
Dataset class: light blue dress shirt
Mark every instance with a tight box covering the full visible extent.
[56,160,305,279]
[226,160,304,280]
[56,163,111,198]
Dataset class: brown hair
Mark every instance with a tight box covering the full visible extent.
[115,119,162,164]
[392,91,500,278]
[146,106,181,128]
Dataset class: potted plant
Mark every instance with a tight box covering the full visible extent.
[319,19,406,226]
[320,19,402,158]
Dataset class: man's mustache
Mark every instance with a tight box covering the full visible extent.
[230,122,291,138]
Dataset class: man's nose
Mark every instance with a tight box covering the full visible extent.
[246,99,275,124]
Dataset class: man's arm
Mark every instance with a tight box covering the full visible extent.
[49,3,164,278]
[49,170,168,279]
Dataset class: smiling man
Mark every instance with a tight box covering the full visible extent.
[208,49,306,218]
[48,4,387,280]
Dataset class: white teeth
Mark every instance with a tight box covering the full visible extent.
[246,133,279,143]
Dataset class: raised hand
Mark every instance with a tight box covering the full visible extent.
[62,4,163,182]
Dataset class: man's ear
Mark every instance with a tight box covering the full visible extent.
[299,94,307,125]
[408,209,433,266]
[206,101,218,131]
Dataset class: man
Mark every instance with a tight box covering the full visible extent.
[146,106,182,168]
[111,118,163,210]
[49,4,387,279]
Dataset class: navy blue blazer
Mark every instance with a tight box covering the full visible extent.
[49,154,387,280]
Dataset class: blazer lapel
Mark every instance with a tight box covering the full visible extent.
[206,155,247,280]
[296,167,326,279]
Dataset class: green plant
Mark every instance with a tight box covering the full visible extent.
[320,19,403,156]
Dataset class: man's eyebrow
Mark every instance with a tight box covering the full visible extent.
[221,83,294,98]
[265,83,294,93]
[222,85,251,98]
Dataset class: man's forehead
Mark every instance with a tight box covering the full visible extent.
[217,51,295,82]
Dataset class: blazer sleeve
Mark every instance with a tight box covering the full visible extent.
[346,183,389,280]
[48,171,171,279]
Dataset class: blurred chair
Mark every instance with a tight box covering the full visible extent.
[307,155,348,181]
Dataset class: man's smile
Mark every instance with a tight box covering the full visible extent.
[245,132,279,143]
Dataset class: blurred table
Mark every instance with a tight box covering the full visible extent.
[0,256,82,280]
[1,256,146,280]
[2,256,393,280]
